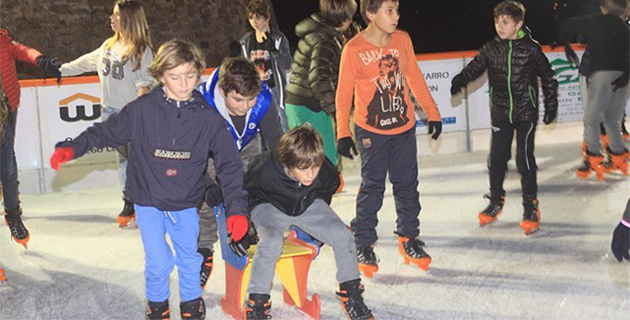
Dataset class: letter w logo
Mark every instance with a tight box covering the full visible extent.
[59,93,102,122]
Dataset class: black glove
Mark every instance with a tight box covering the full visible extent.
[337,137,358,160]
[204,183,223,207]
[428,121,442,139]
[37,55,61,83]
[228,223,258,257]
[564,45,579,67]
[450,77,465,96]
[611,72,629,92]
[611,221,630,262]
[543,109,557,124]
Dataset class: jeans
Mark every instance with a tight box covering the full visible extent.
[1,110,20,211]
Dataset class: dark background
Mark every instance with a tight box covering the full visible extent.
[273,0,599,53]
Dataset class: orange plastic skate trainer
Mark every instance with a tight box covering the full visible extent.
[397,238,431,271]
[358,263,378,279]
[4,220,29,249]
[478,210,502,226]
[116,215,137,229]
[520,209,541,235]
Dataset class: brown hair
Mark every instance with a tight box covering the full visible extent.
[493,0,526,23]
[360,0,396,24]
[601,0,629,17]
[148,39,205,82]
[320,0,358,28]
[247,0,271,19]
[104,0,153,71]
[275,124,326,169]
[218,57,261,98]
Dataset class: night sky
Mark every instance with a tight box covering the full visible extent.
[272,0,598,53]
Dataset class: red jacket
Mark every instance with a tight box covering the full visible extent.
[0,29,42,110]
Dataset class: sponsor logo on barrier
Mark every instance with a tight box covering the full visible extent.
[416,117,457,127]
[59,93,101,122]
[550,58,579,85]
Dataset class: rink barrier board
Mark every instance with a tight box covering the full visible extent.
[14,45,628,194]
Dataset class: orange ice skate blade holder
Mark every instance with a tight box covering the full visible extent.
[358,263,378,279]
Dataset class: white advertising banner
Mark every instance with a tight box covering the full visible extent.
[15,87,42,170]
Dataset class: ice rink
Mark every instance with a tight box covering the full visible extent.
[1,137,629,319]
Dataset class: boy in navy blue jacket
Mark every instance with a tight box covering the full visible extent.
[50,39,250,320]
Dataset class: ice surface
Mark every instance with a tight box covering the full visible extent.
[1,140,629,319]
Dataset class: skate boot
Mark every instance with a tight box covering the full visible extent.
[0,267,7,286]
[604,148,629,176]
[145,300,170,320]
[336,279,374,320]
[478,192,505,226]
[398,236,431,271]
[245,293,271,320]
[117,198,136,228]
[356,246,379,279]
[180,297,205,320]
[576,151,605,181]
[5,207,29,248]
[520,196,540,235]
[198,248,213,289]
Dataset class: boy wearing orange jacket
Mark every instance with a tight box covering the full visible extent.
[335,0,442,278]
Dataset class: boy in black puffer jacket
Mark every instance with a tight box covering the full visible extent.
[450,0,558,235]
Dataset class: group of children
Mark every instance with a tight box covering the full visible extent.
[3,0,629,319]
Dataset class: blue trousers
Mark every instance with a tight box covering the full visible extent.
[135,205,202,302]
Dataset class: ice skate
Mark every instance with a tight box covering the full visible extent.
[356,246,378,278]
[5,207,29,248]
[0,267,7,286]
[576,151,605,181]
[117,198,136,228]
[245,293,271,320]
[180,297,205,319]
[398,237,431,271]
[336,279,374,320]
[520,196,540,235]
[604,148,629,176]
[478,193,505,226]
[145,300,170,320]
[198,248,213,289]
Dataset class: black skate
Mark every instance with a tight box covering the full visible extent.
[397,236,431,271]
[336,279,374,320]
[520,196,540,235]
[198,248,213,289]
[180,297,205,319]
[117,198,136,228]
[5,207,29,248]
[478,193,505,226]
[356,246,379,279]
[245,293,272,320]
[146,300,169,320]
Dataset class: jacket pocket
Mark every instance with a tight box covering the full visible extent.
[528,86,537,109]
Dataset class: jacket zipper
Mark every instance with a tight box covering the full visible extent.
[507,40,514,124]
[489,87,493,109]
[528,85,537,109]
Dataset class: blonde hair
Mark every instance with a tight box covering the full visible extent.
[275,124,326,169]
[148,39,205,82]
[104,0,153,71]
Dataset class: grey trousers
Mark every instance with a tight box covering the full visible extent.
[247,199,360,295]
[583,71,630,154]
[198,136,262,252]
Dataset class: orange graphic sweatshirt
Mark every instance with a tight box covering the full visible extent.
[335,30,440,138]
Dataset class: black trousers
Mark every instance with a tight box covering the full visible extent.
[352,126,421,248]
[488,120,538,199]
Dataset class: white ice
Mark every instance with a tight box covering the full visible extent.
[1,135,629,319]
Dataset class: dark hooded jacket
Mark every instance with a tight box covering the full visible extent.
[453,29,558,125]
[284,13,360,115]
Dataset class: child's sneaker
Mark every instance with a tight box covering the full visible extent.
[180,297,205,319]
[0,267,7,285]
[145,300,170,320]
[117,198,136,228]
[520,196,540,235]
[356,246,378,278]
[5,207,29,248]
[478,193,505,226]
[245,293,271,320]
[336,279,374,320]
[397,237,431,271]
[198,248,213,289]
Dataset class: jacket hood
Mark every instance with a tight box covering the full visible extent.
[295,13,337,38]
[493,26,533,42]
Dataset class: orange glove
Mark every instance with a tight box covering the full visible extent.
[50,147,74,170]
[227,214,249,241]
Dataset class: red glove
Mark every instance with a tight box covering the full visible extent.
[227,214,249,241]
[50,147,74,170]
